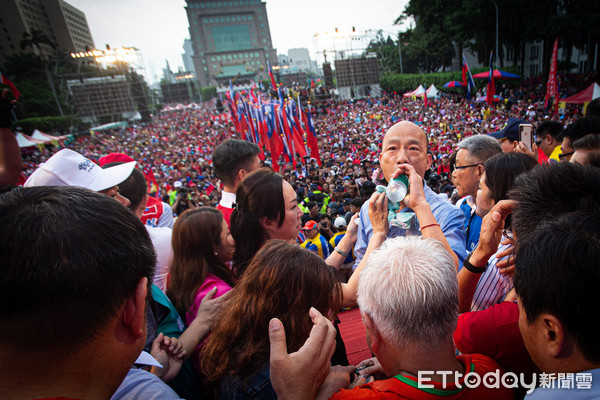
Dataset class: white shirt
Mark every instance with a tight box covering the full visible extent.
[145,226,173,293]
[219,190,236,209]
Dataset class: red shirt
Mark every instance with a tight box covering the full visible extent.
[216,203,233,227]
[453,302,539,376]
[141,196,164,226]
[331,354,514,399]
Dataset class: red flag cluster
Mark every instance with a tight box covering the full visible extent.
[223,87,321,171]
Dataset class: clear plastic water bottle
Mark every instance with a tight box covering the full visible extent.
[386,175,409,203]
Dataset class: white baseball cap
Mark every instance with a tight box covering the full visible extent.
[334,216,347,229]
[24,149,136,192]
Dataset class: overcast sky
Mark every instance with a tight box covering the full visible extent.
[67,0,410,84]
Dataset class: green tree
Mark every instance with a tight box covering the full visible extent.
[394,0,458,73]
[1,52,61,118]
[366,33,401,73]
[19,29,64,116]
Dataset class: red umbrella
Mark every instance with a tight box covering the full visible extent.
[443,81,463,88]
[472,69,521,79]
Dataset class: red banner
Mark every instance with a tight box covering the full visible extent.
[545,38,559,111]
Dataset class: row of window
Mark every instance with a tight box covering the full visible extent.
[211,60,260,68]
[189,0,261,9]
[210,52,260,61]
[201,14,253,23]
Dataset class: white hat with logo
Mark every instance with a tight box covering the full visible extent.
[24,149,136,192]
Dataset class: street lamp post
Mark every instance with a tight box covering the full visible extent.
[491,0,499,63]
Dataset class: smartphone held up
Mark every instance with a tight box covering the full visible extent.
[519,124,533,151]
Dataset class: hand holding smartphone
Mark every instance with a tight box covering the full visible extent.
[519,124,533,151]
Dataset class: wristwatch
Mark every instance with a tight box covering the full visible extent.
[463,252,488,274]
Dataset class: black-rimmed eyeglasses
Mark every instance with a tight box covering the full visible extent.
[558,151,574,160]
[452,163,482,172]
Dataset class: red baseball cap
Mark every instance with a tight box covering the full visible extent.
[301,220,318,230]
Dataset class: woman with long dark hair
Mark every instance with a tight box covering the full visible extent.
[200,240,342,399]
[167,207,235,328]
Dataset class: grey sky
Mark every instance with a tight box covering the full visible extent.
[67,0,409,83]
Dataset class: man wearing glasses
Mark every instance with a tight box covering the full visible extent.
[535,121,564,162]
[452,135,502,252]
[559,116,600,162]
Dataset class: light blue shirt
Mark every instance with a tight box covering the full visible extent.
[111,368,182,400]
[353,184,467,269]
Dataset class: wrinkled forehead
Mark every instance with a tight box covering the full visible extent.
[382,122,428,147]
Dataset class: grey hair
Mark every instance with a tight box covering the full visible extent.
[357,236,458,350]
[457,135,502,162]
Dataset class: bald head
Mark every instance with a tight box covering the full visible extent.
[380,121,432,181]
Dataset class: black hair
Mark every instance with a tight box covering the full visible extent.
[350,197,364,208]
[231,168,285,278]
[103,162,147,212]
[586,98,600,117]
[514,213,600,363]
[484,152,537,204]
[573,134,600,167]
[560,116,600,142]
[536,120,564,141]
[0,186,155,354]
[212,139,260,187]
[509,162,600,242]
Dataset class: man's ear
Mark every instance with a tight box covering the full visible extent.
[540,314,568,358]
[426,152,433,169]
[121,277,148,343]
[362,312,381,354]
[238,167,250,182]
[476,163,485,178]
[511,140,519,151]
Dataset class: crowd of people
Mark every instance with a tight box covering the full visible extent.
[1,68,600,400]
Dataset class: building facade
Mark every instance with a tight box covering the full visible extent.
[185,0,277,87]
[0,0,94,65]
[182,38,195,73]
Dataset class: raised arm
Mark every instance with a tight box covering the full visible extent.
[325,213,358,270]
[341,192,388,308]
[457,200,514,313]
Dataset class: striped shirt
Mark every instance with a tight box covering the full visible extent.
[471,232,514,312]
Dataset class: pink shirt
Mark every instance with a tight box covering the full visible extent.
[185,274,232,327]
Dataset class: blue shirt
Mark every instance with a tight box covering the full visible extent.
[301,232,333,259]
[457,196,482,253]
[353,184,467,269]
[330,231,355,264]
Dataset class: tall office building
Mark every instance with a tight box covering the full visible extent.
[0,0,94,66]
[185,0,277,87]
[182,38,196,73]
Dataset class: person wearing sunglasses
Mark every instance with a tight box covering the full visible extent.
[536,121,564,162]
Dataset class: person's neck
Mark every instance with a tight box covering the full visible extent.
[546,352,600,375]
[0,343,130,400]
[222,184,236,194]
[384,339,464,382]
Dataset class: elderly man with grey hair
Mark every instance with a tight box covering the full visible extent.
[268,235,514,399]
[452,135,502,252]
